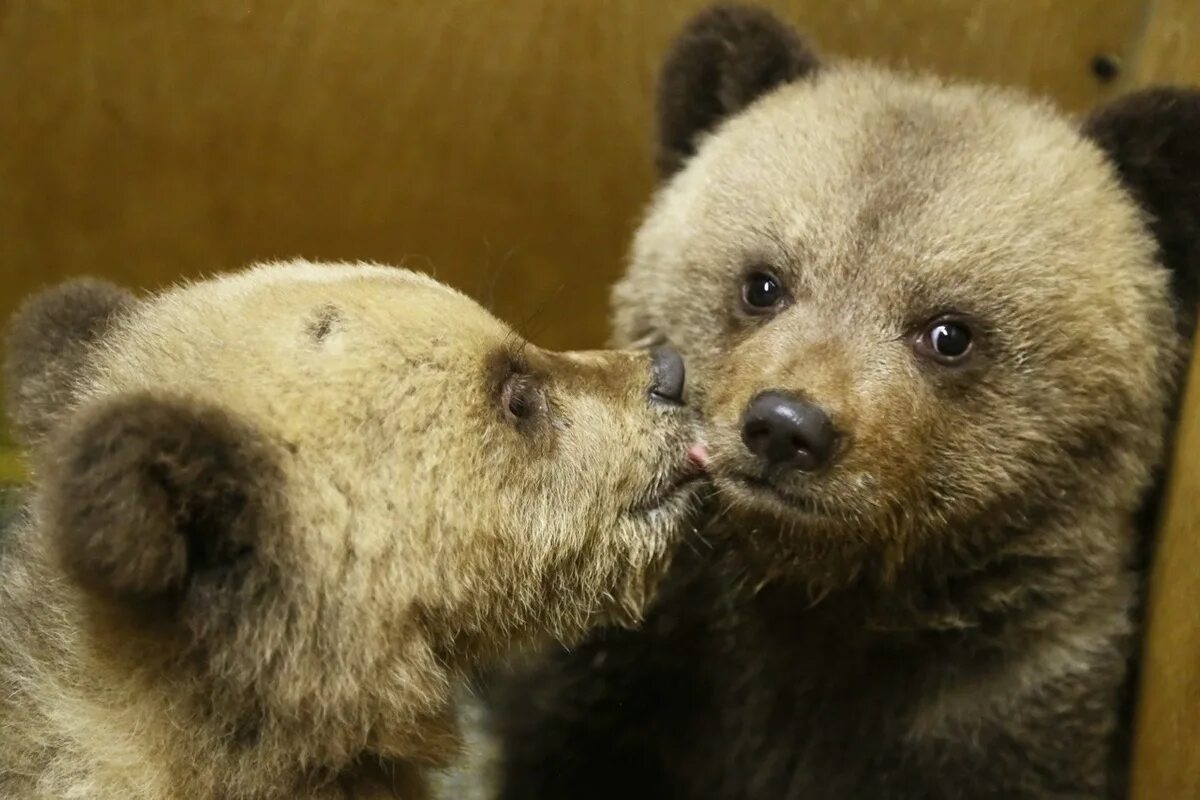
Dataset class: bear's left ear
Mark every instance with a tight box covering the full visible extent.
[41,392,284,605]
[656,3,820,178]
[1083,88,1200,326]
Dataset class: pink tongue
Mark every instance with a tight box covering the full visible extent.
[687,443,711,469]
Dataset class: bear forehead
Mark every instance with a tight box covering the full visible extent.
[140,260,489,332]
[671,65,1159,309]
[77,260,510,416]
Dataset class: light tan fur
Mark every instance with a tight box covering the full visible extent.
[0,261,701,798]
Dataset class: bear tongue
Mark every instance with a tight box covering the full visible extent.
[687,443,711,469]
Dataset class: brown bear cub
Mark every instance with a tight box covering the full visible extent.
[494,5,1200,799]
[0,261,705,799]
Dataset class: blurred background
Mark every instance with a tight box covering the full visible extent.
[1,3,1199,794]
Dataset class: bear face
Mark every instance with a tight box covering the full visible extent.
[1,261,703,797]
[615,25,1190,588]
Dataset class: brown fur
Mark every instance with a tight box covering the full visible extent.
[494,6,1199,799]
[655,2,818,177]
[0,261,703,798]
[46,392,280,602]
[1084,88,1200,332]
[4,278,133,445]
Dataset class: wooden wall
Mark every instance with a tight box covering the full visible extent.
[0,1,1197,791]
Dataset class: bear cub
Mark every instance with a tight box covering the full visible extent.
[494,5,1200,799]
[0,261,705,799]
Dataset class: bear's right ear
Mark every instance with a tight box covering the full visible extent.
[1082,88,1200,331]
[41,393,283,605]
[656,3,820,177]
[4,279,135,446]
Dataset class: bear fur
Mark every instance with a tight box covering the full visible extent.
[493,5,1200,799]
[0,261,704,799]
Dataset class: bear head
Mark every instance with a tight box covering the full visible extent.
[2,261,703,775]
[614,3,1200,590]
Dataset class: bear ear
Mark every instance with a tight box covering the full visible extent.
[1083,88,1200,328]
[4,279,135,446]
[41,393,282,604]
[656,3,819,177]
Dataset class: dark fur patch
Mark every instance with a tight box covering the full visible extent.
[42,393,276,603]
[1084,88,1200,331]
[656,3,819,177]
[306,303,344,343]
[4,279,135,446]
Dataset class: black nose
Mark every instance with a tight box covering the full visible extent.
[649,347,686,405]
[741,391,836,472]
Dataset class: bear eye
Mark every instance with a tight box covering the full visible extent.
[500,373,543,426]
[914,317,974,365]
[741,271,787,314]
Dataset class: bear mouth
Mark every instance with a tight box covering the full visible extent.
[724,473,830,519]
[627,467,708,519]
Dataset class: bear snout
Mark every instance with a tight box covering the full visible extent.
[648,346,686,405]
[739,390,838,472]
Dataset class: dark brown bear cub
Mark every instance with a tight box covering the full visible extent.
[493,5,1200,799]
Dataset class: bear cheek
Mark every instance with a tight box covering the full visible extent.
[828,379,938,496]
[844,405,926,490]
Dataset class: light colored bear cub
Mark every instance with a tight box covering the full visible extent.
[0,261,704,799]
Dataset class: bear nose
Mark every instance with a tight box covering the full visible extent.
[740,391,836,472]
[648,346,686,405]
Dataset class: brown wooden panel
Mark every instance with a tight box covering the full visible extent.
[1123,1,1200,796]
[1122,0,1200,87]
[1130,345,1200,796]
[0,0,1153,473]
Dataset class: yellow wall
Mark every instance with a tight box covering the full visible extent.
[1,0,1199,793]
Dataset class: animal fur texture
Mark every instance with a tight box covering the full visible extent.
[493,5,1200,799]
[0,261,704,799]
